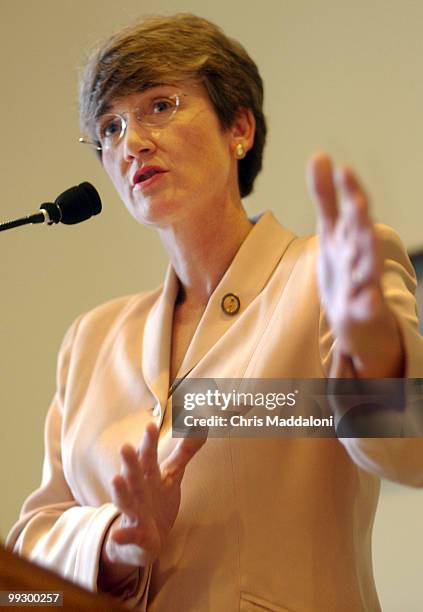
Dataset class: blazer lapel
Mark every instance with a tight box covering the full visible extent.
[141,265,179,411]
[176,211,296,379]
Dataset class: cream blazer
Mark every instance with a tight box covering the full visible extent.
[7,212,423,612]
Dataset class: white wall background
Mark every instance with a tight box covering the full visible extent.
[1,1,422,609]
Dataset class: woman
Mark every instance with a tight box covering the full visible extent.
[7,13,423,611]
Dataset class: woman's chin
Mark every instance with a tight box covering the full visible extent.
[129,197,183,228]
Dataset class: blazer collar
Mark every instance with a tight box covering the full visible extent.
[142,211,296,407]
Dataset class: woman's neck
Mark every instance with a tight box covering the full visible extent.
[158,204,253,307]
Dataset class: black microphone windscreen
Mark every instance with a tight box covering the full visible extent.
[54,182,102,225]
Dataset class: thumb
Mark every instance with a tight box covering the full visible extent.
[161,435,207,481]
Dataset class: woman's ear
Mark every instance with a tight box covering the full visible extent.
[230,107,256,158]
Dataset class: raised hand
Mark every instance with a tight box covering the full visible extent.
[306,151,404,377]
[99,421,206,589]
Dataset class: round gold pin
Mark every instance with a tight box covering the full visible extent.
[221,293,241,315]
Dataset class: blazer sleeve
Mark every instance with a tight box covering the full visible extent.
[6,317,151,608]
[319,224,423,487]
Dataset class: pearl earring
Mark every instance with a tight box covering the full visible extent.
[235,143,245,159]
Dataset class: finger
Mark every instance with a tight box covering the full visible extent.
[120,444,150,501]
[137,422,160,478]
[306,151,338,231]
[336,200,369,263]
[111,474,136,517]
[353,223,382,282]
[112,525,152,547]
[161,436,207,480]
[120,445,143,485]
[334,167,373,252]
[120,443,140,472]
[335,165,370,220]
[108,537,152,567]
[335,164,367,198]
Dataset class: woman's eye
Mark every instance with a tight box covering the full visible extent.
[100,117,122,139]
[152,99,173,114]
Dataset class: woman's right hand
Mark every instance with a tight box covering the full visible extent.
[99,421,206,587]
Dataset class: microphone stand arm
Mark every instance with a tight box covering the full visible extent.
[0,209,51,233]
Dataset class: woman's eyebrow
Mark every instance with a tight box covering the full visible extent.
[96,100,113,118]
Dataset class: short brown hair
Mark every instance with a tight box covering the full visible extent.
[79,13,266,198]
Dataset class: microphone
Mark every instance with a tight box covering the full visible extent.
[0,182,102,233]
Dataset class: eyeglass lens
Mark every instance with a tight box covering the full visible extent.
[96,94,179,149]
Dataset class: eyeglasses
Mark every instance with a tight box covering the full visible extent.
[79,92,182,152]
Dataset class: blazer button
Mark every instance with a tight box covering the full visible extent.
[221,293,241,315]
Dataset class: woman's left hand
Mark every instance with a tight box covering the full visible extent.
[306,151,404,377]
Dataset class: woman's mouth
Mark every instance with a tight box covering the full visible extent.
[132,166,168,192]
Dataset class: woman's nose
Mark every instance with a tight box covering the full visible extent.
[122,117,156,161]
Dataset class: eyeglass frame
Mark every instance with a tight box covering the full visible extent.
[79,91,184,153]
